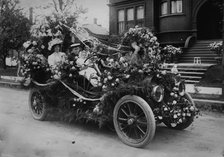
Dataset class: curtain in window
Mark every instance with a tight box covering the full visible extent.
[118,10,125,34]
[171,0,182,13]
[137,6,144,19]
[161,2,168,15]
[127,8,135,30]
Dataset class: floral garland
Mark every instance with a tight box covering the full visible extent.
[122,26,161,65]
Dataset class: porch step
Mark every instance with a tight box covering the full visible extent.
[163,64,210,84]
[181,75,202,80]
[178,71,204,75]
[185,80,200,84]
[179,39,221,64]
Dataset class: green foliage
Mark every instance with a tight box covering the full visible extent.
[31,0,87,37]
[0,0,31,67]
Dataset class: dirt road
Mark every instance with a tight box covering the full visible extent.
[0,87,224,157]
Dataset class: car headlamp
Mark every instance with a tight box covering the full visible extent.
[151,85,164,102]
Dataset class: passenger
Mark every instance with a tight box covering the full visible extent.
[76,48,101,87]
[129,41,145,67]
[48,38,66,69]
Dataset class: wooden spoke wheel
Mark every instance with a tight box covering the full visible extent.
[113,95,156,148]
[29,88,48,121]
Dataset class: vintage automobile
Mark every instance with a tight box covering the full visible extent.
[23,26,198,148]
[26,54,198,148]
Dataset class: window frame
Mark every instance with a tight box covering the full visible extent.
[118,9,125,34]
[116,3,145,35]
[160,0,184,17]
[171,0,183,14]
[161,1,168,16]
[126,7,135,30]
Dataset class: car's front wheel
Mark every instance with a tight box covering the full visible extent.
[113,95,156,148]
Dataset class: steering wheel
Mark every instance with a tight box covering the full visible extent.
[84,54,98,63]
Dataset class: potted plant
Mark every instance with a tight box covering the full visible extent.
[162,45,182,63]
[209,41,223,64]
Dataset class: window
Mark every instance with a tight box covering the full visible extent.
[137,6,144,19]
[161,2,168,15]
[117,5,145,34]
[126,8,135,30]
[127,8,134,21]
[171,0,182,14]
[118,9,125,34]
[137,6,144,27]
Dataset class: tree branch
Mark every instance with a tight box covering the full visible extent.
[58,0,63,11]
[52,0,59,12]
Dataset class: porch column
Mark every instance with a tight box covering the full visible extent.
[145,0,155,31]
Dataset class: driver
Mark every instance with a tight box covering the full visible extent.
[69,42,83,60]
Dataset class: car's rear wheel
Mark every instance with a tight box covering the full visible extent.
[163,92,195,130]
[29,88,49,121]
[113,95,156,148]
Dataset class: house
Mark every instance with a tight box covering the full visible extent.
[108,0,223,45]
[108,0,224,87]
[82,19,109,43]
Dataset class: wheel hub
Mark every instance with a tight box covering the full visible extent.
[127,118,135,125]
[33,99,37,106]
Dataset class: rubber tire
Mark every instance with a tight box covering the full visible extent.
[29,88,49,121]
[163,92,195,130]
[113,95,156,148]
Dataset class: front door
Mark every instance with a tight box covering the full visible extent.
[197,0,223,40]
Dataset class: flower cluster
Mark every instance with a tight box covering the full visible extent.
[161,98,198,126]
[152,73,199,126]
[123,26,158,47]
[161,45,182,62]
[100,62,153,91]
[23,41,38,49]
[209,41,223,56]
[59,59,80,80]
[163,45,182,55]
[122,26,161,65]
[20,53,50,79]
[101,70,122,91]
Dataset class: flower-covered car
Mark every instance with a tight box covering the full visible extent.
[25,26,199,148]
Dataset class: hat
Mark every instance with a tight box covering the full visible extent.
[48,38,63,51]
[23,41,37,51]
[70,43,81,48]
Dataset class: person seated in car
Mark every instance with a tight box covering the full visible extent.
[48,38,66,69]
[129,41,146,67]
[76,46,101,87]
[68,42,83,60]
[48,38,67,79]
